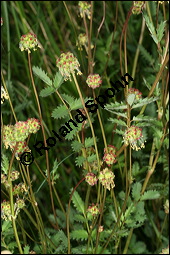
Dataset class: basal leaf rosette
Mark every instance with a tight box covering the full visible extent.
[56,52,82,81]
[19,32,41,54]
[123,125,145,151]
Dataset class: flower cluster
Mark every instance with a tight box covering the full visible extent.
[86,74,102,89]
[98,225,104,232]
[15,198,25,209]
[128,88,142,101]
[103,145,117,166]
[1,200,12,221]
[76,33,94,51]
[56,52,82,81]
[78,1,91,19]
[12,183,28,196]
[19,32,41,53]
[87,203,100,217]
[123,126,145,151]
[132,1,145,15]
[1,85,9,104]
[85,172,98,186]
[98,168,115,190]
[3,118,41,159]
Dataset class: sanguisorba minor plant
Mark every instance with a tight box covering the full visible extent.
[1,1,169,254]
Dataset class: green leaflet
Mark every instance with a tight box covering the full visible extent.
[157,21,166,42]
[53,71,64,89]
[132,182,142,202]
[75,155,85,167]
[127,94,136,106]
[71,190,85,214]
[139,44,154,65]
[141,190,160,200]
[51,105,69,119]
[87,154,97,163]
[142,10,158,44]
[71,140,83,152]
[84,137,95,148]
[131,97,159,109]
[70,229,88,241]
[108,118,127,127]
[32,66,52,86]
[40,87,56,97]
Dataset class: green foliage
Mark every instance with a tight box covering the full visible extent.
[71,190,85,215]
[132,182,142,202]
[141,190,160,200]
[70,229,88,241]
[71,140,83,152]
[32,66,53,86]
[51,104,69,119]
[39,86,56,97]
[53,71,64,89]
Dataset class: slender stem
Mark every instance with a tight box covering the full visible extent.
[93,90,108,152]
[123,228,133,254]
[72,73,101,170]
[1,71,17,122]
[8,147,23,253]
[27,52,58,227]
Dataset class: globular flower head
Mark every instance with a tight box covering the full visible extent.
[132,1,145,15]
[98,225,104,232]
[14,121,30,142]
[3,125,15,149]
[104,145,116,154]
[76,33,94,51]
[10,171,20,181]
[86,74,102,89]
[19,32,41,54]
[1,174,7,184]
[12,183,28,196]
[164,199,169,214]
[128,88,142,101]
[85,172,98,186]
[103,145,117,166]
[78,1,91,19]
[123,125,145,151]
[1,86,9,104]
[1,17,3,26]
[103,153,116,166]
[11,141,30,160]
[87,203,100,217]
[56,52,82,81]
[98,168,115,190]
[1,200,12,221]
[27,118,41,133]
[76,33,88,51]
[16,198,25,209]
